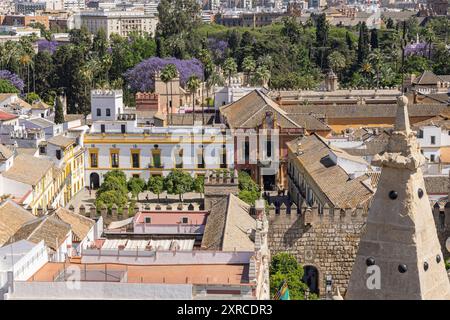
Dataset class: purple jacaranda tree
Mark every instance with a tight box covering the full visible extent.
[124,57,204,92]
[207,39,228,55]
[37,40,60,55]
[404,42,431,57]
[0,70,25,92]
[207,38,228,62]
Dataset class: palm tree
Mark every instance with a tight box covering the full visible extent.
[254,66,271,87]
[361,62,373,87]
[186,75,201,125]
[206,70,224,108]
[327,51,346,80]
[164,64,177,125]
[101,54,113,82]
[368,49,384,88]
[222,58,237,86]
[242,56,256,85]
[160,67,171,125]
[257,54,273,72]
[19,54,32,94]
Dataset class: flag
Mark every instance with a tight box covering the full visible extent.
[273,280,290,300]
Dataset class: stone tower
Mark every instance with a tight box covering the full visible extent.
[346,96,450,300]
[203,170,239,211]
[325,69,338,92]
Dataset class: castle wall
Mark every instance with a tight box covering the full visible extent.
[268,200,450,299]
[267,205,366,298]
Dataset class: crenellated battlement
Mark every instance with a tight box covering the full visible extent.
[91,89,123,97]
[135,92,160,100]
[204,169,239,185]
[69,202,206,223]
[266,201,368,227]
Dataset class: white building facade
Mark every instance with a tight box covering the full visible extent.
[85,90,234,188]
[416,124,450,174]
[79,10,158,38]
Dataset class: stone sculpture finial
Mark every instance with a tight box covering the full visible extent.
[372,95,425,170]
[394,95,411,133]
[347,94,450,300]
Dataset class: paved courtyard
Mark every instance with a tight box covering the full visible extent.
[67,187,204,211]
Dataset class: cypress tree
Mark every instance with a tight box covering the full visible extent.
[315,13,329,69]
[357,22,370,65]
[346,31,353,51]
[54,96,65,124]
[386,17,394,29]
[370,28,379,49]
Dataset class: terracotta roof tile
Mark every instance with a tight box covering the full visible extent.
[220,90,302,129]
[47,135,75,149]
[10,215,71,251]
[287,134,373,208]
[0,110,18,121]
[201,194,255,251]
[3,154,54,186]
[53,208,94,242]
[0,200,34,246]
[279,103,448,118]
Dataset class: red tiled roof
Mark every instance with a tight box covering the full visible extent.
[0,110,18,121]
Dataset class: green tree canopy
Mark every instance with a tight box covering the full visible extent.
[92,28,109,57]
[357,22,370,66]
[147,175,165,200]
[54,95,65,124]
[127,177,146,200]
[98,176,129,196]
[103,170,127,187]
[370,28,379,49]
[192,175,204,197]
[96,190,128,211]
[24,92,40,104]
[0,79,19,93]
[270,253,316,300]
[164,169,194,201]
[281,17,303,44]
[238,171,260,205]
[156,0,201,38]
[327,51,346,76]
[95,170,129,212]
[222,57,237,85]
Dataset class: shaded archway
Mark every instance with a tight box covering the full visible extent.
[90,173,100,189]
[303,265,319,295]
[263,174,276,191]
